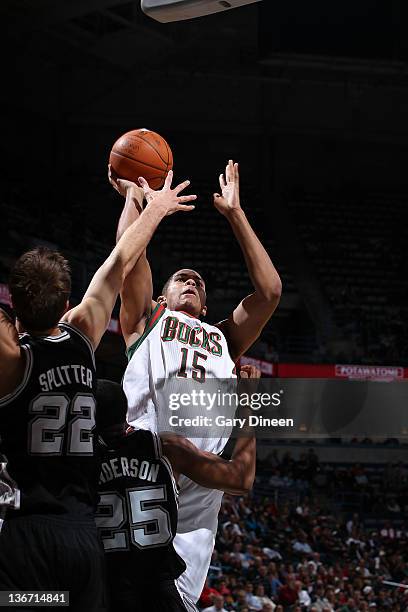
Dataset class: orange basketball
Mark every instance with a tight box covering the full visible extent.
[109,128,173,190]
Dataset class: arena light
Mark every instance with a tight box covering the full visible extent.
[141,0,261,23]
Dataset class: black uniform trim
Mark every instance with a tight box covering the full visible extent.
[155,435,180,501]
[0,345,33,407]
[152,431,162,460]
[160,455,180,504]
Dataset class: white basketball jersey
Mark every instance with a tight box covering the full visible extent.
[123,304,237,602]
[124,304,236,455]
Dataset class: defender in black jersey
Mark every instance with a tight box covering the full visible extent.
[0,323,98,518]
[0,178,196,610]
[95,379,256,612]
[97,382,186,611]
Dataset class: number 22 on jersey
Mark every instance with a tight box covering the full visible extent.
[28,393,96,456]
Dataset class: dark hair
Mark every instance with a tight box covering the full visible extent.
[9,247,71,331]
[96,379,128,430]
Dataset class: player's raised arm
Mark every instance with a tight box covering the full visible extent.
[0,309,25,398]
[62,181,196,350]
[213,160,282,361]
[112,167,154,347]
[113,170,190,348]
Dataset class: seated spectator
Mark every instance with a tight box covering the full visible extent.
[233,590,250,611]
[262,547,282,561]
[217,579,231,598]
[243,582,259,610]
[261,604,275,612]
[267,568,283,598]
[292,534,314,554]
[202,594,228,612]
[231,542,246,564]
[296,580,311,608]
[249,584,275,611]
[278,579,298,607]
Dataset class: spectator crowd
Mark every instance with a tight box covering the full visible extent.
[199,450,408,611]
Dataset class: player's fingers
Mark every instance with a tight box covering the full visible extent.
[219,174,226,190]
[240,364,261,378]
[177,195,197,203]
[240,370,249,378]
[138,176,150,189]
[234,162,239,181]
[164,169,173,190]
[250,366,261,378]
[176,204,195,212]
[108,164,117,185]
[240,364,252,376]
[226,159,233,183]
[173,179,191,194]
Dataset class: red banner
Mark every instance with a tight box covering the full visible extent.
[277,363,334,378]
[277,363,406,381]
[334,364,404,381]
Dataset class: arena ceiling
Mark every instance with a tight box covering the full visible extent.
[3,0,257,71]
[2,1,408,143]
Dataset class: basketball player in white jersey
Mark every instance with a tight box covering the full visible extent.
[111,160,282,608]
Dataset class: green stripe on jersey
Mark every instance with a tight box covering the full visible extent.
[126,303,165,361]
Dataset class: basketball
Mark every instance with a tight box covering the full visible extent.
[109,128,173,190]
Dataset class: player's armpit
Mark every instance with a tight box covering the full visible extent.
[0,309,25,398]
[217,291,280,361]
[161,433,255,495]
[62,298,108,352]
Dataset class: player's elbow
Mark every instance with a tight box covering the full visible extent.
[264,277,282,304]
[229,470,255,496]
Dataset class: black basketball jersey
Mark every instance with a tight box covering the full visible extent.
[96,428,186,591]
[0,322,99,518]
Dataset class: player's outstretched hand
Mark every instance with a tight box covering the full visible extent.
[213,159,242,216]
[108,164,143,200]
[139,170,197,216]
